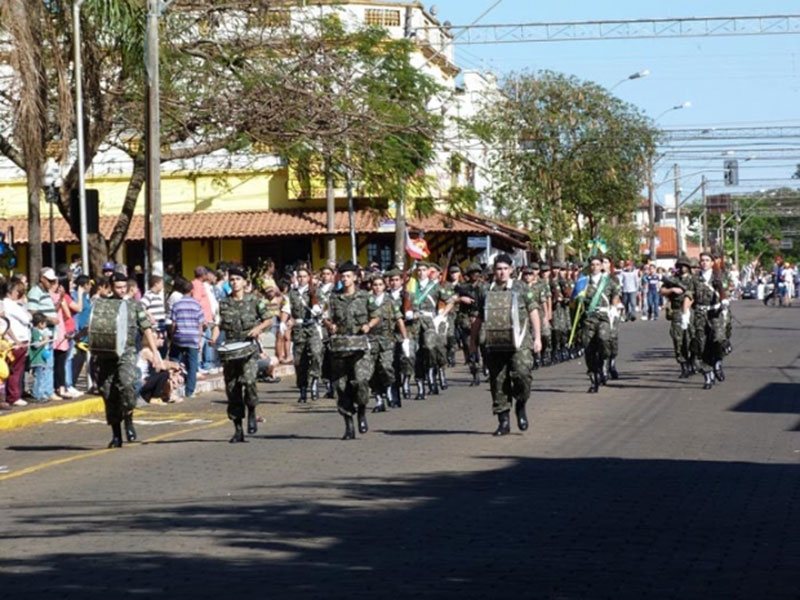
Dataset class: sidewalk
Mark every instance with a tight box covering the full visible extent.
[0,362,295,432]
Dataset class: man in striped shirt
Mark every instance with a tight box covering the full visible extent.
[142,275,167,358]
[169,277,205,398]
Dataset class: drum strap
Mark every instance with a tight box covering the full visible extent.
[416,281,436,306]
[587,275,609,314]
[511,291,527,350]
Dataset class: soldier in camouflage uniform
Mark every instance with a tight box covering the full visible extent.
[96,273,163,448]
[410,262,455,399]
[454,263,483,385]
[316,265,336,398]
[387,268,414,401]
[685,251,729,390]
[471,253,542,436]
[551,262,572,363]
[601,256,621,380]
[211,266,274,443]
[523,263,551,369]
[324,261,379,439]
[444,265,462,367]
[537,264,554,365]
[660,255,695,379]
[281,267,324,403]
[368,274,409,412]
[579,255,623,393]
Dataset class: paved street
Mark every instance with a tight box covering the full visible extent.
[1,301,798,599]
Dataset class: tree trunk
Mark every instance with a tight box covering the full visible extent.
[26,174,43,281]
[394,185,406,270]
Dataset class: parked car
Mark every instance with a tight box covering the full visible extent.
[740,281,758,299]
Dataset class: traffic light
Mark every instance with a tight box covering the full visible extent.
[724,159,739,186]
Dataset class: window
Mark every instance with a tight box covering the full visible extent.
[364,8,401,28]
[367,242,394,271]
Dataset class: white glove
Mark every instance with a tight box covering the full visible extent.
[279,321,287,335]
[311,304,323,316]
[721,299,730,308]
[404,310,414,321]
[609,305,619,320]
[680,311,691,331]
[401,338,411,358]
[433,314,444,331]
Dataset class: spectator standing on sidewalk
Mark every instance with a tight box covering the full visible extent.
[645,264,662,321]
[620,261,640,321]
[70,275,92,389]
[191,267,214,372]
[29,313,55,403]
[27,268,60,402]
[2,276,31,407]
[169,277,205,398]
[142,275,168,358]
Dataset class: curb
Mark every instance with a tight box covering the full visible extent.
[0,396,105,431]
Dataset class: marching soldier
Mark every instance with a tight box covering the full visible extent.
[538,263,554,365]
[601,256,621,380]
[551,262,572,363]
[316,265,336,398]
[96,272,163,448]
[211,266,274,443]
[323,261,379,439]
[684,251,729,390]
[444,265,461,367]
[660,254,695,378]
[522,263,551,369]
[579,255,623,393]
[369,273,409,412]
[427,263,454,391]
[454,263,483,385]
[281,266,323,403]
[471,254,542,436]
[387,267,414,401]
[410,262,454,399]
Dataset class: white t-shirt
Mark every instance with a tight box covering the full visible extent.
[3,297,32,342]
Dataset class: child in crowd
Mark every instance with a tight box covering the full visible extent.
[29,312,56,403]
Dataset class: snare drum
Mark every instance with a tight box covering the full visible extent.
[328,334,370,356]
[89,298,128,357]
[216,340,257,362]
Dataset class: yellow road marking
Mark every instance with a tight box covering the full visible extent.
[0,419,228,483]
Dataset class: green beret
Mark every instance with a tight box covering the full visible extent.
[465,263,482,275]
[385,268,402,278]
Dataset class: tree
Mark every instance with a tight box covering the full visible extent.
[470,70,657,260]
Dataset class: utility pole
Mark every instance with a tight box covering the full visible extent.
[734,199,741,270]
[701,175,708,250]
[145,0,163,282]
[325,156,336,262]
[345,144,357,263]
[73,0,89,274]
[394,6,415,271]
[673,163,682,255]
[648,160,657,261]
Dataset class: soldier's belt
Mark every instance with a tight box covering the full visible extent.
[695,303,721,312]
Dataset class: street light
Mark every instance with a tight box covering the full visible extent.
[43,158,62,268]
[73,0,89,275]
[655,101,691,121]
[610,69,650,91]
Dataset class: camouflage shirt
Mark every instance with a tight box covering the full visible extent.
[219,293,273,342]
[329,289,377,335]
[368,294,402,338]
[477,279,540,346]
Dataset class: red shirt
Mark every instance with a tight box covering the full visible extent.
[192,278,213,323]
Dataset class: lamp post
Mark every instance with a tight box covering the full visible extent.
[73,0,89,274]
[43,159,62,268]
[344,144,357,264]
[610,69,650,91]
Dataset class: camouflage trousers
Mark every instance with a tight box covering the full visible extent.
[331,347,375,417]
[691,309,726,369]
[670,318,693,364]
[456,317,479,372]
[97,352,139,426]
[414,320,446,379]
[486,347,534,414]
[223,353,259,420]
[394,335,416,385]
[370,336,395,392]
[609,322,619,359]
[581,315,612,373]
[552,304,570,350]
[292,325,323,388]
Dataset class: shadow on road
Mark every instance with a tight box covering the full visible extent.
[729,382,800,420]
[2,456,798,599]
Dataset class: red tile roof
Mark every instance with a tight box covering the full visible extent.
[0,209,526,245]
[641,225,701,259]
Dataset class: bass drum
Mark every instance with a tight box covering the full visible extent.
[217,340,257,362]
[89,298,128,357]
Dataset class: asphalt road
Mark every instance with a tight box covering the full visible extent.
[1,301,798,599]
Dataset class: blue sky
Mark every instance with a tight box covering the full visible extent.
[430,0,800,205]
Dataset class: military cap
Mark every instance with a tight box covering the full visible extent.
[551,260,564,269]
[521,264,535,274]
[428,262,443,272]
[494,253,513,267]
[384,268,402,278]
[529,262,540,271]
[465,263,482,275]
[688,257,699,268]
[415,260,430,269]
[448,264,462,273]
[675,254,691,268]
[110,272,127,283]
[539,263,551,272]
[338,260,358,274]
[229,265,247,279]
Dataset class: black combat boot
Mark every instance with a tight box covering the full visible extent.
[713,360,725,382]
[123,413,136,442]
[438,368,448,390]
[470,368,481,387]
[561,348,570,362]
[702,370,714,390]
[247,407,258,434]
[609,358,619,380]
[298,387,308,404]
[515,401,529,432]
[388,386,401,408]
[551,349,560,365]
[428,368,439,395]
[402,375,411,399]
[357,405,368,434]
[493,411,511,437]
[447,350,456,368]
[678,362,689,379]
[415,380,425,400]
[342,415,356,440]
[325,380,335,398]
[372,393,386,413]
[229,419,245,443]
[310,378,319,400]
[587,371,599,394]
[108,423,123,448]
[532,353,540,370]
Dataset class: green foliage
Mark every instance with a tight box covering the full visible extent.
[470,70,657,252]
[446,186,480,214]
